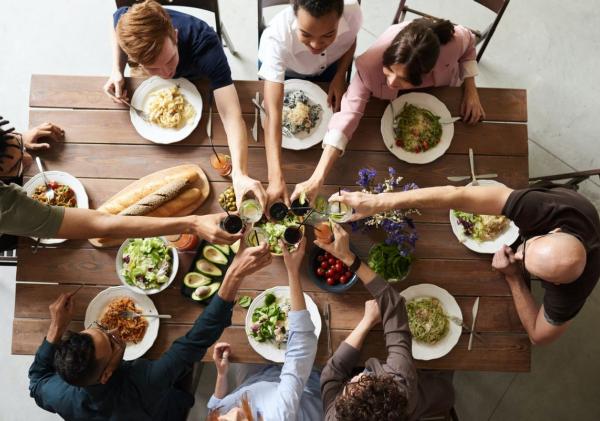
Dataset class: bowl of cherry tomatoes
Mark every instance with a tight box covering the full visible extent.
[308,246,358,293]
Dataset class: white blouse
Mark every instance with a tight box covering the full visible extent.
[258,0,363,83]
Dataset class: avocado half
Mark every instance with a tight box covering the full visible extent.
[191,282,221,301]
[183,272,212,289]
[213,244,230,256]
[195,259,223,277]
[231,239,241,254]
[203,245,228,265]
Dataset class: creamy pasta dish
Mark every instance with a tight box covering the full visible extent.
[146,85,196,129]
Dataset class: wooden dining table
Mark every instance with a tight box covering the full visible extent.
[12,74,530,372]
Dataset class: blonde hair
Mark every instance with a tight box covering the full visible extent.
[116,0,177,66]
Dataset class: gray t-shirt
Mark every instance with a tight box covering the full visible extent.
[0,182,64,238]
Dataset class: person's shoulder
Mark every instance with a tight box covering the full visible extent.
[113,6,129,25]
[167,8,212,33]
[356,24,402,68]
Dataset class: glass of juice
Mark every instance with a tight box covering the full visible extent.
[283,225,304,245]
[220,214,243,234]
[269,202,289,221]
[210,153,232,177]
[327,201,352,223]
[314,221,333,244]
[244,227,267,247]
[166,234,199,251]
[240,198,263,223]
[291,197,310,216]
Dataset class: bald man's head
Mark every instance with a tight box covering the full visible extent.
[516,232,586,284]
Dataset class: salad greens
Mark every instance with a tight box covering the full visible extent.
[453,210,510,242]
[393,103,442,153]
[406,297,449,344]
[368,243,412,282]
[238,295,253,309]
[121,237,172,290]
[256,214,302,255]
[248,292,290,347]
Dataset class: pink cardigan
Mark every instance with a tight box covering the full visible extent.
[323,22,478,152]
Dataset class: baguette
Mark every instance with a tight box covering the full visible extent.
[119,179,189,216]
[99,167,199,215]
[146,187,202,217]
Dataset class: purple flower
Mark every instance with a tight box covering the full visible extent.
[374,183,384,193]
[357,168,377,189]
[388,167,396,177]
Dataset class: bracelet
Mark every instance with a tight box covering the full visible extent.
[348,254,361,272]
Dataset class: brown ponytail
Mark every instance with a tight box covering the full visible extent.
[383,18,455,86]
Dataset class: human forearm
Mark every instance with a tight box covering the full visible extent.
[505,275,542,338]
[214,85,248,176]
[463,76,477,93]
[58,208,194,239]
[309,145,340,184]
[218,267,244,302]
[213,374,228,399]
[288,270,306,311]
[334,41,356,80]
[264,82,285,182]
[344,319,372,351]
[46,322,65,345]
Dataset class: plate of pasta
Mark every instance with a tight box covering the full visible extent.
[130,76,202,144]
[400,283,462,360]
[260,79,333,150]
[85,286,160,360]
[23,170,89,245]
[381,92,454,164]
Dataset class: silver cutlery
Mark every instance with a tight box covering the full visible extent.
[35,157,54,202]
[447,173,498,182]
[122,99,150,122]
[251,92,260,142]
[447,314,484,343]
[119,311,172,320]
[468,148,479,186]
[468,297,480,351]
[324,303,332,357]
[440,116,461,125]
[251,98,293,138]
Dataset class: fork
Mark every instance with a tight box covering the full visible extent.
[35,157,54,202]
[119,311,172,320]
[122,99,150,121]
[468,148,479,186]
[251,98,293,138]
[447,315,484,343]
[323,303,332,356]
[251,92,260,142]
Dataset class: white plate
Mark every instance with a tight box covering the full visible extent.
[449,179,520,254]
[246,286,322,363]
[130,76,202,144]
[116,237,179,295]
[84,286,159,361]
[23,171,89,245]
[260,79,333,150]
[381,92,454,164]
[400,283,462,361]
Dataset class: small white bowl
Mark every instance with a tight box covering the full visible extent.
[116,237,179,295]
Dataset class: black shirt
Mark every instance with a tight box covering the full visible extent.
[503,187,600,324]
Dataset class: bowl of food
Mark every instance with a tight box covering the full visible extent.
[308,246,358,293]
[116,237,179,295]
[253,214,304,256]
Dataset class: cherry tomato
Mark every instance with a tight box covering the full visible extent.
[328,258,335,265]
[339,275,348,284]
[317,255,324,262]
[325,268,334,277]
[345,271,353,279]
[326,277,335,286]
[333,272,341,281]
[335,262,343,272]
[48,181,59,189]
[320,261,329,269]
[316,267,325,276]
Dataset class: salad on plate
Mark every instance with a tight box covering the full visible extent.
[453,210,510,242]
[248,292,290,348]
[120,237,173,290]
[255,214,303,255]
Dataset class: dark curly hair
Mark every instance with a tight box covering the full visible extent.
[292,0,344,18]
[383,18,455,86]
[53,332,99,386]
[0,116,16,162]
[334,373,408,421]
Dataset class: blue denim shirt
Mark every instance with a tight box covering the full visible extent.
[207,310,323,421]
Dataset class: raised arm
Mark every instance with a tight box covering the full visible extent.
[213,84,267,210]
[330,185,514,222]
[57,208,241,245]
[263,80,290,208]
[327,40,357,112]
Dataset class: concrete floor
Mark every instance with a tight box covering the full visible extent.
[1,0,599,420]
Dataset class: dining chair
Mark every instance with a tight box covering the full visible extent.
[257,0,361,82]
[392,0,510,62]
[115,0,238,55]
[529,169,600,191]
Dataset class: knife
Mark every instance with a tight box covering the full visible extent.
[252,92,259,142]
[440,116,461,125]
[447,173,498,182]
[324,303,332,356]
[468,297,480,351]
[469,148,479,186]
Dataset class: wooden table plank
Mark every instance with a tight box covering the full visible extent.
[30,75,527,122]
[30,108,528,156]
[15,284,524,333]
[12,319,530,371]
[23,144,529,187]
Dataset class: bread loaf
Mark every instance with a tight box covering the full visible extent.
[119,179,189,216]
[147,187,202,217]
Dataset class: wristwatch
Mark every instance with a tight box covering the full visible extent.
[348,254,361,272]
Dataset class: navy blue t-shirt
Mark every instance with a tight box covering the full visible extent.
[114,7,233,90]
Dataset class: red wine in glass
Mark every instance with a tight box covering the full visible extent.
[283,226,303,244]
[220,214,243,234]
[269,202,289,221]
[291,198,310,216]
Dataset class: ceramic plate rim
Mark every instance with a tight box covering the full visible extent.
[245,286,322,363]
[84,286,159,361]
[380,92,454,164]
